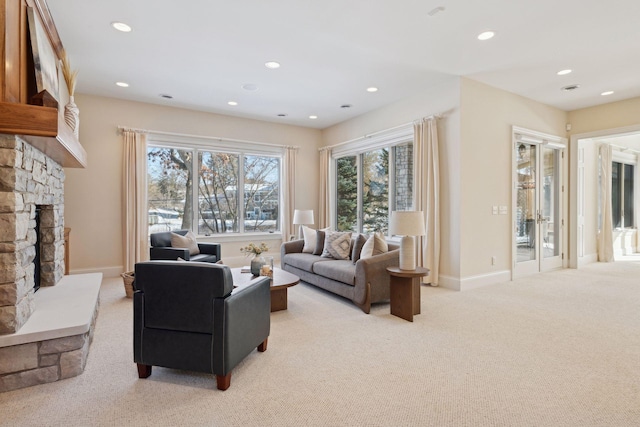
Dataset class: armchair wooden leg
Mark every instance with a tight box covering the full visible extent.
[137,363,152,378]
[258,338,268,352]
[216,373,231,390]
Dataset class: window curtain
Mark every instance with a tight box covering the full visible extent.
[318,147,332,228]
[122,130,149,272]
[414,117,440,285]
[598,143,614,262]
[283,146,297,240]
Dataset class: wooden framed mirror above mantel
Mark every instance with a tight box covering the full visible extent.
[0,0,86,168]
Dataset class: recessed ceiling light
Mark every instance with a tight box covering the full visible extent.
[427,6,446,16]
[116,82,129,87]
[477,31,495,41]
[309,115,318,119]
[159,94,173,99]
[111,22,132,32]
[601,91,614,96]
[242,83,259,91]
[366,87,378,93]
[228,101,238,106]
[557,69,572,76]
[561,84,580,91]
[265,61,281,69]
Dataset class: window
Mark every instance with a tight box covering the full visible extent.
[334,141,413,234]
[147,142,281,236]
[612,161,635,228]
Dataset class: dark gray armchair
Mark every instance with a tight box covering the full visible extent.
[149,230,221,263]
[133,261,271,390]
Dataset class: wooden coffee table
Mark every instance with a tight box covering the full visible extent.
[231,267,300,312]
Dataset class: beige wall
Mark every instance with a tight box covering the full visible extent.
[459,78,568,279]
[65,94,322,275]
[322,77,462,281]
[568,97,640,136]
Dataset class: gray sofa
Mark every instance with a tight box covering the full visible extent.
[280,239,399,313]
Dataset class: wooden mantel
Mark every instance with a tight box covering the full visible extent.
[0,0,86,168]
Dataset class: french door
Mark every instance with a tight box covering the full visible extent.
[513,129,566,278]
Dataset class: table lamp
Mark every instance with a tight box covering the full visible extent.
[293,209,314,239]
[389,211,425,270]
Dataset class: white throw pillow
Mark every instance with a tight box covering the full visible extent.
[302,225,317,253]
[170,231,200,255]
[360,231,388,259]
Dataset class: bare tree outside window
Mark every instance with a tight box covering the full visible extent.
[198,152,239,234]
[147,147,192,232]
[244,155,280,232]
[147,145,281,236]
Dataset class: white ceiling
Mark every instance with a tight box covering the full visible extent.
[47,0,640,130]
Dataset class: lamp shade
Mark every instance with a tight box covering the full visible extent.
[293,209,314,225]
[389,211,425,236]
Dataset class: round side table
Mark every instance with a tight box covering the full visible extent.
[386,266,429,322]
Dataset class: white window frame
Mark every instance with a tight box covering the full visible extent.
[330,125,414,235]
[147,133,284,240]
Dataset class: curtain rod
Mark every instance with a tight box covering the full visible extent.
[318,115,440,151]
[117,126,299,150]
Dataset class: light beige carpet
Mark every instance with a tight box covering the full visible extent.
[1,260,639,426]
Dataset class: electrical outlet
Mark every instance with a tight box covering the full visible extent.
[499,205,508,215]
[492,206,498,215]
[491,256,496,265]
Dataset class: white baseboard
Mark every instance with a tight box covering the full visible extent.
[461,270,511,290]
[437,274,461,291]
[578,253,598,267]
[69,266,123,278]
[438,270,511,291]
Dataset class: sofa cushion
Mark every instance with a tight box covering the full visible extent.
[312,260,356,286]
[360,231,388,259]
[171,231,200,255]
[284,253,332,271]
[351,233,368,264]
[321,231,352,260]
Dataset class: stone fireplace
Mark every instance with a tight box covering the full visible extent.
[0,134,100,393]
[0,134,65,335]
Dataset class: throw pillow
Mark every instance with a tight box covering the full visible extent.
[360,231,388,259]
[351,233,368,264]
[321,231,352,260]
[301,225,317,253]
[170,231,200,256]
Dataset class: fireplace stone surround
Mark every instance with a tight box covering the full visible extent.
[0,134,99,392]
[0,134,66,334]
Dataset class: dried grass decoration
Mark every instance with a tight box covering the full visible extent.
[60,52,80,137]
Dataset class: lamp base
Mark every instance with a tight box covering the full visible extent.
[399,235,416,270]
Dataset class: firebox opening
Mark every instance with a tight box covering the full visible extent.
[34,205,42,292]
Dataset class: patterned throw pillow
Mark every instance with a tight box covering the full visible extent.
[321,231,353,260]
[170,231,200,255]
[360,231,388,259]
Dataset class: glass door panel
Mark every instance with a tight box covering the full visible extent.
[542,147,560,258]
[516,144,537,263]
